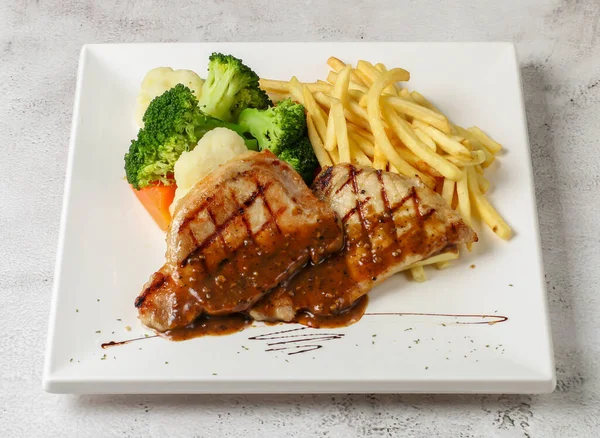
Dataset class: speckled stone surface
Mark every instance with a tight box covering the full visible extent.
[1,0,599,436]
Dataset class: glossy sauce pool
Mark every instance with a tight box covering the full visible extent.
[160,313,252,341]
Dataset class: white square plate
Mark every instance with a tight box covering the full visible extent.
[43,42,555,394]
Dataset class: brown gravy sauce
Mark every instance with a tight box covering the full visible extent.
[160,313,252,341]
[294,295,369,328]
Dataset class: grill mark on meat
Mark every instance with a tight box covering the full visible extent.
[256,181,281,234]
[335,165,364,194]
[206,207,228,250]
[348,165,371,233]
[391,186,417,214]
[178,195,213,233]
[176,171,256,234]
[312,165,334,193]
[180,219,211,272]
[376,169,399,240]
[182,183,271,267]
[342,197,372,223]
[418,209,436,222]
[412,190,437,221]
[229,189,253,239]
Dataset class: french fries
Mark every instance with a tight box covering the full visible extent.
[412,120,471,158]
[331,98,351,163]
[383,104,462,181]
[467,126,502,154]
[467,167,512,239]
[259,56,512,281]
[385,96,452,134]
[405,250,460,269]
[410,266,427,283]
[307,115,332,167]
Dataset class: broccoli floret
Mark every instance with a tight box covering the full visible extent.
[238,99,319,183]
[197,53,271,122]
[231,87,272,121]
[125,84,256,189]
[278,136,319,183]
[237,99,307,156]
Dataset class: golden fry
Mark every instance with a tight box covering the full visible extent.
[453,125,496,167]
[373,143,387,170]
[385,96,452,134]
[400,88,418,103]
[259,78,289,93]
[347,89,364,101]
[301,83,327,142]
[349,131,375,157]
[260,78,332,94]
[327,57,366,86]
[329,147,340,165]
[307,114,333,167]
[410,90,443,114]
[332,65,352,104]
[331,98,351,163]
[477,172,490,194]
[406,250,460,270]
[467,166,512,239]
[347,123,375,143]
[326,70,338,85]
[353,68,372,87]
[383,104,462,180]
[413,127,437,151]
[410,266,427,282]
[324,109,337,151]
[313,91,370,130]
[389,138,443,178]
[412,120,471,158]
[348,99,370,126]
[456,169,472,227]
[349,137,373,166]
[327,56,346,72]
[374,63,399,95]
[441,177,455,205]
[288,76,305,104]
[468,126,502,154]
[267,92,291,103]
[357,60,385,88]
[444,150,486,167]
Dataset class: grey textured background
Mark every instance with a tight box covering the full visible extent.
[1,0,599,437]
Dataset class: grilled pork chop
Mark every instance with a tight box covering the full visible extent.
[135,151,343,332]
[250,163,478,324]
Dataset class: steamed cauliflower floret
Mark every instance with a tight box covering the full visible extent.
[135,67,204,127]
[171,128,249,214]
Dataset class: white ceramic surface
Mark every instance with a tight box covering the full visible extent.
[43,42,554,394]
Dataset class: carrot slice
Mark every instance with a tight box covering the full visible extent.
[131,183,176,231]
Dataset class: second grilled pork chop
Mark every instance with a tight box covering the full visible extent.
[250,164,478,325]
[135,151,343,332]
